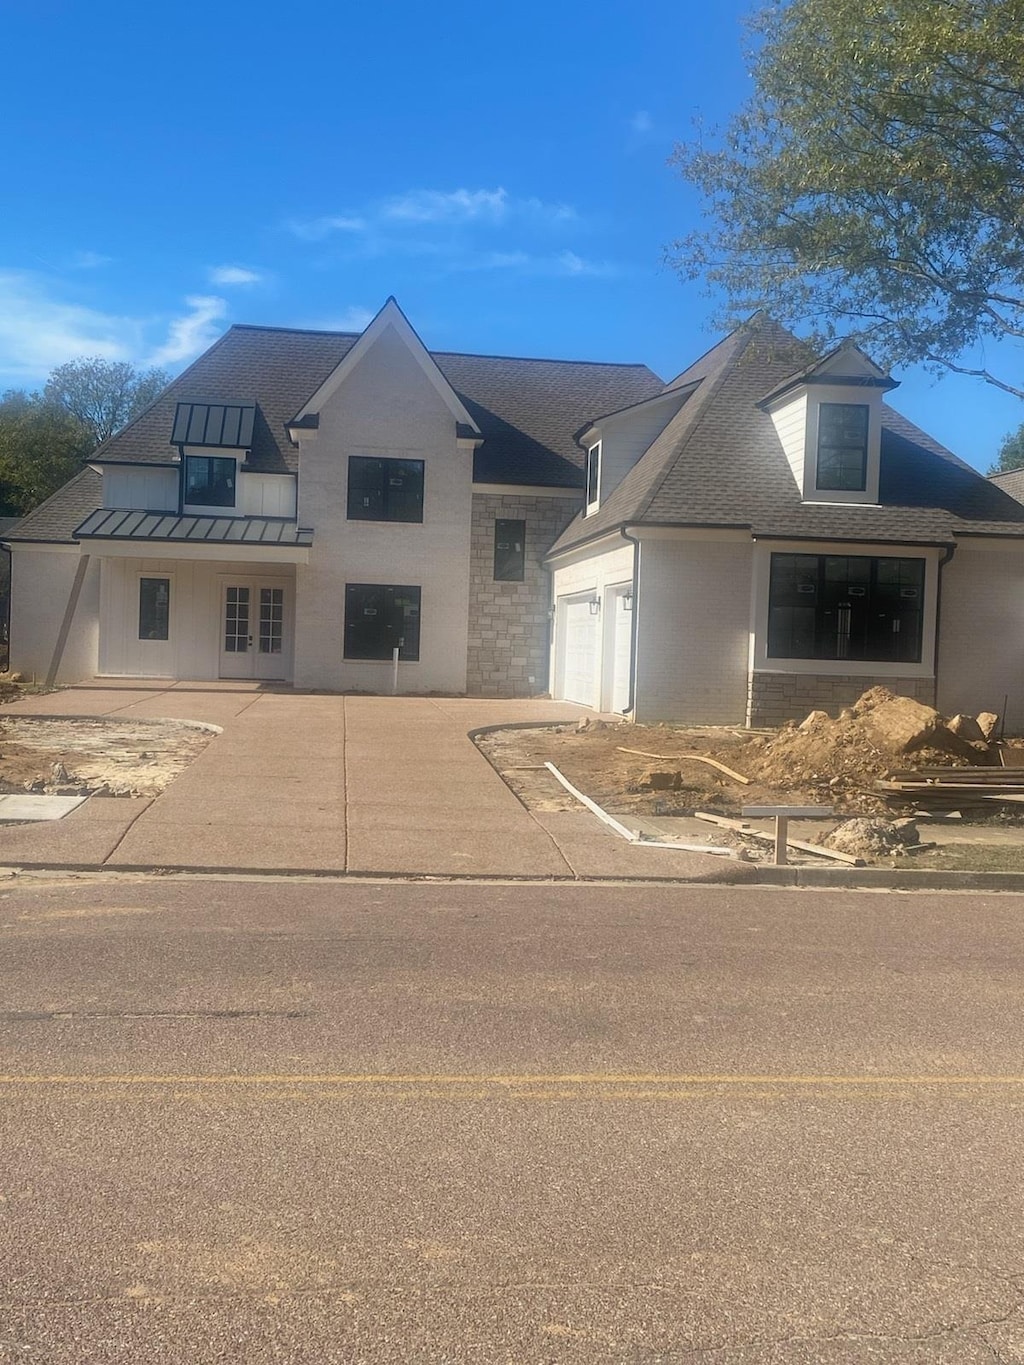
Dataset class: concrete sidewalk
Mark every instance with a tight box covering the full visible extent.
[0,684,749,882]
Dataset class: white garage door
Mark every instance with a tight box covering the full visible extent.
[561,597,599,707]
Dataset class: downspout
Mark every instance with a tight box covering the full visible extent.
[620,525,641,717]
[932,541,956,708]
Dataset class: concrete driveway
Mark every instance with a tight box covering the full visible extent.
[0,682,750,882]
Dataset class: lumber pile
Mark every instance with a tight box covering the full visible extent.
[876,767,1024,810]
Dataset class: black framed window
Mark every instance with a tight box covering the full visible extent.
[494,519,526,581]
[586,442,601,506]
[139,577,170,641]
[768,553,925,663]
[816,403,869,491]
[347,457,424,523]
[184,455,236,507]
[344,584,421,661]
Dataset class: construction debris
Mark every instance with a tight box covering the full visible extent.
[618,748,752,785]
[875,766,1024,810]
[824,818,921,858]
[693,809,863,865]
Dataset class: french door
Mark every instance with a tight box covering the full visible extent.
[219,580,289,680]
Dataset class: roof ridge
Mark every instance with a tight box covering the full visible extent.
[227,323,655,371]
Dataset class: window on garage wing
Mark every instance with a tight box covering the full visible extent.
[347,457,424,523]
[184,455,236,507]
[493,519,526,581]
[344,584,421,661]
[767,553,924,663]
[585,442,601,509]
[816,403,869,492]
[138,577,170,641]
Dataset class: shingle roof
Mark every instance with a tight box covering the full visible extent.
[549,317,1024,556]
[3,469,103,544]
[91,324,664,488]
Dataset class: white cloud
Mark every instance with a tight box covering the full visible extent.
[146,295,228,367]
[208,264,264,286]
[286,215,367,241]
[556,250,616,278]
[0,270,136,380]
[630,110,654,134]
[447,249,617,278]
[382,187,509,224]
[69,250,113,270]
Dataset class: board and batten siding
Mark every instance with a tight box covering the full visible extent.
[937,539,1024,732]
[293,323,473,693]
[632,536,753,724]
[102,466,178,512]
[9,547,100,683]
[97,556,296,680]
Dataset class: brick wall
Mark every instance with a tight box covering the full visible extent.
[747,671,936,727]
[467,492,579,697]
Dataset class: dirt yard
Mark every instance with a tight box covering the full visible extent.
[0,718,216,798]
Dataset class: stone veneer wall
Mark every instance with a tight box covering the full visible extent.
[467,491,580,697]
[747,672,936,727]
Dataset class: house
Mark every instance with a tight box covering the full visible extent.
[9,302,1024,727]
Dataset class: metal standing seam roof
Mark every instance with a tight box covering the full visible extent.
[74,508,313,546]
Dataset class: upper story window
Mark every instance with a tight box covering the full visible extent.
[768,553,924,663]
[184,455,236,507]
[347,456,424,523]
[816,403,869,492]
[585,442,601,510]
[493,519,526,582]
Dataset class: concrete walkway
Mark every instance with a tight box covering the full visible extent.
[0,683,749,882]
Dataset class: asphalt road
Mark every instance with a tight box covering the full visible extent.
[3,875,1024,1362]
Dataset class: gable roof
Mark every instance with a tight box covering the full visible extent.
[3,468,103,544]
[89,323,663,489]
[549,317,1024,556]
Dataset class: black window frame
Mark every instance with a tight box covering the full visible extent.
[183,454,236,508]
[347,456,425,524]
[344,583,421,661]
[585,441,601,507]
[493,518,526,582]
[767,552,925,663]
[816,402,869,492]
[138,576,170,641]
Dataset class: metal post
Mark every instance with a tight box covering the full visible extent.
[392,645,400,696]
[774,816,789,866]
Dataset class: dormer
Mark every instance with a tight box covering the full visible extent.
[757,342,898,505]
[576,383,696,515]
[172,400,256,515]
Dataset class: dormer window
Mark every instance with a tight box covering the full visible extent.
[585,441,601,511]
[185,455,236,507]
[816,403,869,492]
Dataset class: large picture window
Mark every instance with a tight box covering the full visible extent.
[347,457,424,523]
[138,577,170,641]
[768,554,925,663]
[816,403,869,491]
[493,519,526,582]
[344,584,421,661]
[184,455,236,507]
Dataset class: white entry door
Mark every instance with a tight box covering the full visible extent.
[219,581,288,680]
[560,596,599,707]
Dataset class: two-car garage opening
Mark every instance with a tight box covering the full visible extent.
[554,586,633,714]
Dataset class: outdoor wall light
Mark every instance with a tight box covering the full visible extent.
[623,593,633,612]
[589,597,601,616]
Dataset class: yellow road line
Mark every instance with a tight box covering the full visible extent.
[1,1073,1024,1087]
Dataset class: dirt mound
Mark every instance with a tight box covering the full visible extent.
[824,817,920,857]
[723,688,996,809]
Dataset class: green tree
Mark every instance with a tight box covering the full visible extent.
[989,424,1024,475]
[0,392,93,515]
[43,357,169,445]
[670,0,1024,398]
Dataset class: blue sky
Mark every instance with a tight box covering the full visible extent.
[2,0,1021,470]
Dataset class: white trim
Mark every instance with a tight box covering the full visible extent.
[577,386,694,449]
[749,540,940,679]
[472,483,581,498]
[82,540,310,564]
[293,298,481,434]
[6,541,79,554]
[584,440,601,515]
